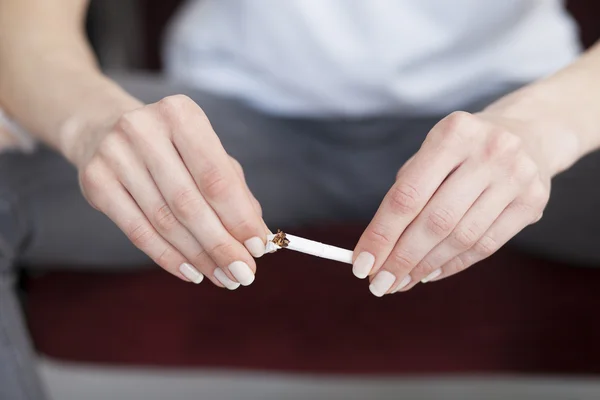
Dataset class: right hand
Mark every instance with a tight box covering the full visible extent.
[75,95,268,289]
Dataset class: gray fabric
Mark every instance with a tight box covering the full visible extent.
[0,73,598,399]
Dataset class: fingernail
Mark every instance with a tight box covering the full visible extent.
[353,252,375,279]
[179,263,204,284]
[422,268,442,283]
[369,270,396,297]
[245,237,265,258]
[228,261,255,286]
[214,267,241,290]
[392,275,412,293]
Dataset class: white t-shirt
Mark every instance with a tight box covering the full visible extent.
[163,0,580,117]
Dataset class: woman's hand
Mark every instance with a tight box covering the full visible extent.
[74,95,268,289]
[353,108,580,297]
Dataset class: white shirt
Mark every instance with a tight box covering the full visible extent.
[163,0,580,117]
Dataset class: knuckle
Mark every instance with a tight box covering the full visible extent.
[199,165,231,200]
[512,183,549,219]
[171,188,203,219]
[512,156,539,183]
[79,159,105,192]
[365,222,396,247]
[158,94,193,116]
[416,258,436,276]
[153,203,179,233]
[499,130,522,152]
[508,155,539,185]
[127,222,156,248]
[209,241,238,260]
[158,95,209,126]
[529,182,550,208]
[522,183,550,221]
[155,247,174,268]
[453,255,469,273]
[227,218,255,237]
[451,225,480,250]
[230,157,244,176]
[388,183,420,215]
[441,111,473,133]
[485,130,521,160]
[115,110,143,137]
[191,248,210,264]
[437,111,475,141]
[425,207,455,237]
[472,235,498,256]
[390,248,415,269]
[98,132,125,159]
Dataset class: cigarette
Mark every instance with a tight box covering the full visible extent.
[265,230,353,264]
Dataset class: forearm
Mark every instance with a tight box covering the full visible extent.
[0,0,141,164]
[485,42,600,174]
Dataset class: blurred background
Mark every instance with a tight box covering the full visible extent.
[23,1,600,399]
[87,0,600,71]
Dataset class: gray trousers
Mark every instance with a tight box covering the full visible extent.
[1,74,599,399]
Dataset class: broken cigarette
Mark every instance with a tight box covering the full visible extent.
[265,230,353,264]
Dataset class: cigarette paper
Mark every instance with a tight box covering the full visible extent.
[265,230,353,264]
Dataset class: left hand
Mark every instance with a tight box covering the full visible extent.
[352,110,570,297]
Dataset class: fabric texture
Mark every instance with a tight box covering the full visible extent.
[1,73,599,399]
[164,0,581,116]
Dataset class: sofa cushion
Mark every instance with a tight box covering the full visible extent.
[26,225,600,375]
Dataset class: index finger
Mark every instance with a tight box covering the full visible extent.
[158,96,268,257]
[352,119,469,280]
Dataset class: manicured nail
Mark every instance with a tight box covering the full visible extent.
[228,261,255,286]
[422,268,442,283]
[245,237,265,258]
[392,275,412,293]
[179,263,204,284]
[353,252,375,279]
[369,270,396,297]
[214,267,241,290]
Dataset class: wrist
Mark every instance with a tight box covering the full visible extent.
[59,78,142,167]
[482,83,590,176]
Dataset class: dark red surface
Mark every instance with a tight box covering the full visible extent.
[26,226,600,375]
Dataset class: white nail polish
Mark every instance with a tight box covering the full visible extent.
[393,275,412,293]
[244,237,265,258]
[228,261,255,286]
[369,270,396,297]
[422,268,442,283]
[179,263,204,284]
[214,267,241,290]
[353,252,375,279]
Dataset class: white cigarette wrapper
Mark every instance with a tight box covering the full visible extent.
[265,233,353,264]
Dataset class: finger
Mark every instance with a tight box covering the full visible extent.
[230,157,260,216]
[401,183,515,291]
[430,182,548,282]
[81,161,198,283]
[353,140,465,283]
[230,156,269,233]
[369,160,489,297]
[156,96,267,256]
[102,138,230,289]
[117,107,256,287]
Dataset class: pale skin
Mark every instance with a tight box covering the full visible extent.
[1,0,600,295]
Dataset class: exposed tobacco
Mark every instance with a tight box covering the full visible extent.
[272,229,290,248]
